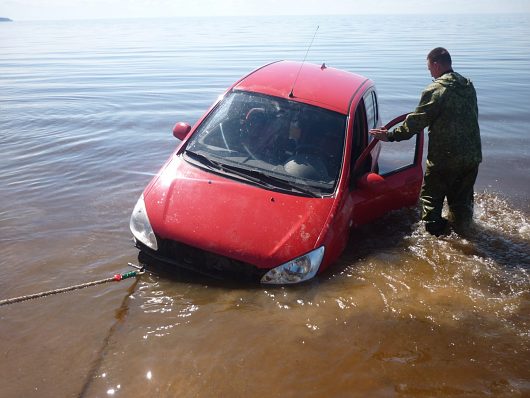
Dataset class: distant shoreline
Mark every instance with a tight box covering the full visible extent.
[0,17,13,22]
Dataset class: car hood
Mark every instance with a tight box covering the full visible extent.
[144,155,335,269]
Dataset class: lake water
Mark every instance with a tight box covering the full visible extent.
[1,14,529,397]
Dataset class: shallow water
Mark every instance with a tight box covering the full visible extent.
[1,15,529,397]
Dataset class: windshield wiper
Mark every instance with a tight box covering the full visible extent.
[184,150,223,171]
[185,150,271,186]
[220,164,320,198]
[184,150,319,197]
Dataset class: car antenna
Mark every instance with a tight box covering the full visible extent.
[289,25,319,98]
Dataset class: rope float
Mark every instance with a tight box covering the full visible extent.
[0,264,144,307]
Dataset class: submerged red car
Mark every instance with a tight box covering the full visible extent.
[130,60,423,284]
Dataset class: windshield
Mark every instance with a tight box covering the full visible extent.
[184,91,347,195]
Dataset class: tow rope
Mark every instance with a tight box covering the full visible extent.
[0,264,144,307]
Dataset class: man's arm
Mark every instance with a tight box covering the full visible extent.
[370,83,443,142]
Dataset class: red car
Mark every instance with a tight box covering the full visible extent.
[130,61,423,284]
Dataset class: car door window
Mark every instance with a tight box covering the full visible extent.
[350,100,371,177]
[377,119,422,176]
[353,113,423,177]
[363,90,378,130]
[351,101,366,160]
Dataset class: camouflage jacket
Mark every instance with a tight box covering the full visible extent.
[388,71,482,168]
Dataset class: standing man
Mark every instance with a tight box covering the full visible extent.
[370,47,482,236]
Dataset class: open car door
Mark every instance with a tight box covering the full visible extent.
[350,113,424,227]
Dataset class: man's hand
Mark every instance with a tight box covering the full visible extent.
[369,127,390,142]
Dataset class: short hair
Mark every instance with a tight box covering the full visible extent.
[427,47,452,66]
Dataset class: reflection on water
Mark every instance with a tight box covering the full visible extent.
[0,15,529,398]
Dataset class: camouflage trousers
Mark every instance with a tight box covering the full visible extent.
[420,163,480,232]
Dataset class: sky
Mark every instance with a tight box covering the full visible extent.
[1,0,529,21]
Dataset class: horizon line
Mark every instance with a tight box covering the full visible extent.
[3,11,530,22]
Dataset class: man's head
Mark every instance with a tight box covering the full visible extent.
[427,47,452,79]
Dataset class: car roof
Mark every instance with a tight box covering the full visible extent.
[233,60,371,115]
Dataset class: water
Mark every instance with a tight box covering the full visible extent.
[1,15,529,397]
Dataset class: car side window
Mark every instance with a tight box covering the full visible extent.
[351,101,366,161]
[377,120,421,175]
[350,101,371,176]
[363,90,378,130]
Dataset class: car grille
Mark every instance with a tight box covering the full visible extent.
[136,237,268,282]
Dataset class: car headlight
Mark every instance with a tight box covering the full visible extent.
[129,194,158,251]
[260,247,325,284]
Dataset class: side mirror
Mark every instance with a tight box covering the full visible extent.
[172,122,191,140]
[356,172,387,192]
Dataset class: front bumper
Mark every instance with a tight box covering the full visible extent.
[134,238,268,283]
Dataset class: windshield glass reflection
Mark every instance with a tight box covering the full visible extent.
[185,91,347,195]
